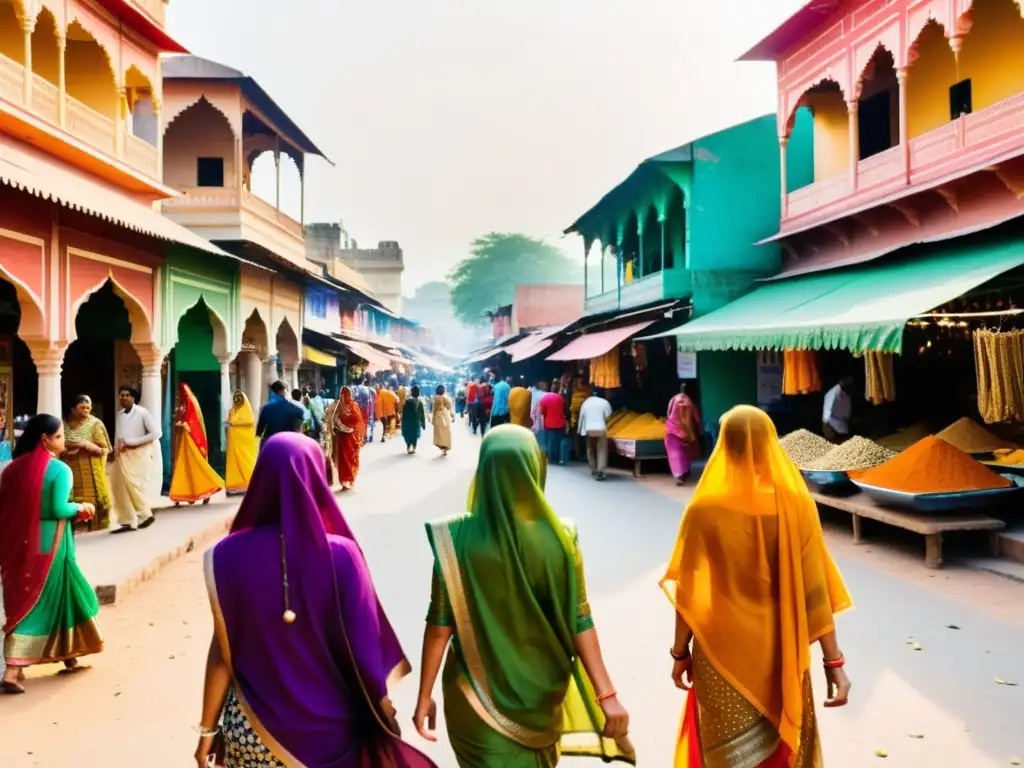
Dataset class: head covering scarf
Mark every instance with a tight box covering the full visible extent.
[661,406,852,762]
[209,433,429,767]
[177,382,208,458]
[429,425,633,762]
[0,445,54,633]
[228,391,254,425]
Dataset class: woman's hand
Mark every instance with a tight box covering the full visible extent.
[672,658,693,690]
[823,665,851,707]
[412,698,438,742]
[194,734,218,767]
[599,695,629,739]
[76,503,96,522]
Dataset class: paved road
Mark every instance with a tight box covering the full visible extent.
[1,423,1022,766]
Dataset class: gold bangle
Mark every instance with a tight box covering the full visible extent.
[194,725,220,738]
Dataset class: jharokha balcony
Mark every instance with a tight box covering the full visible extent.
[0,3,168,192]
[782,91,1024,235]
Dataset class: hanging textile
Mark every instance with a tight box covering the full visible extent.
[864,351,896,405]
[590,347,621,389]
[974,329,1024,423]
[781,350,822,395]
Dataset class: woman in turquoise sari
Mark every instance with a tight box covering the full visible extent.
[1,414,103,693]
[413,424,635,766]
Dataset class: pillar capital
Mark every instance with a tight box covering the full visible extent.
[24,340,66,373]
[846,99,859,114]
[134,343,164,369]
[18,14,36,34]
[896,66,909,85]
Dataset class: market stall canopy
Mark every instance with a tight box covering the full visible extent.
[462,331,530,365]
[547,320,657,362]
[334,337,394,373]
[302,346,336,367]
[641,237,1024,353]
[502,325,568,364]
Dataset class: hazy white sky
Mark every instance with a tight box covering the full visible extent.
[166,0,804,292]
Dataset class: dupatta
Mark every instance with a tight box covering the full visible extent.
[426,425,634,763]
[207,433,430,767]
[0,446,56,633]
[178,383,209,458]
[661,406,852,765]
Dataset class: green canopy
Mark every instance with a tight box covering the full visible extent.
[642,236,1024,353]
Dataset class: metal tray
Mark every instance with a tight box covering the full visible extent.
[800,469,853,491]
[982,461,1024,477]
[850,476,1024,512]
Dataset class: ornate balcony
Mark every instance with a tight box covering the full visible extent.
[0,49,160,184]
[784,92,1024,234]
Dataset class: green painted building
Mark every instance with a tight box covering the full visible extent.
[160,245,242,478]
[565,111,814,424]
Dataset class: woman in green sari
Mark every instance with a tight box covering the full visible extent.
[413,424,635,766]
[1,415,103,694]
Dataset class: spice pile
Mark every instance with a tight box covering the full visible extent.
[993,448,1024,465]
[780,429,833,466]
[850,436,1012,493]
[805,436,896,471]
[607,411,667,440]
[936,417,1016,454]
[877,423,932,452]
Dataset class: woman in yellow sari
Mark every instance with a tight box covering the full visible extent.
[169,383,225,506]
[661,406,852,767]
[62,395,112,530]
[225,391,257,494]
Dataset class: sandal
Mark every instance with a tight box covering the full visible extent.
[1,680,25,694]
[58,660,90,674]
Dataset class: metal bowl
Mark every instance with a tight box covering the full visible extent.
[800,469,853,492]
[850,475,1024,512]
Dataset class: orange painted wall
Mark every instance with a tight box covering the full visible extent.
[906,22,956,139]
[807,90,848,180]
[0,4,24,65]
[32,10,61,86]
[958,0,1024,112]
[65,36,118,117]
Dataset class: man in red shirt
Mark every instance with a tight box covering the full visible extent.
[537,383,568,464]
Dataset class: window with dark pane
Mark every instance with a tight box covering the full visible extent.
[197,157,225,187]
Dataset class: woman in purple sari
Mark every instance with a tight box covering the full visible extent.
[195,432,435,768]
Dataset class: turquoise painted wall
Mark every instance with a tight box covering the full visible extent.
[697,351,757,428]
[161,245,240,352]
[689,113,812,316]
[176,304,220,371]
[788,107,815,193]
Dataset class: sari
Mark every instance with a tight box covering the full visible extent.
[509,386,532,428]
[169,383,225,504]
[402,397,426,448]
[225,392,257,494]
[426,425,635,767]
[665,393,703,481]
[661,406,852,767]
[62,415,112,530]
[2,447,103,667]
[326,387,364,488]
[432,395,453,451]
[205,433,433,767]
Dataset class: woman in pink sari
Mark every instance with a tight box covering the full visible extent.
[665,383,702,486]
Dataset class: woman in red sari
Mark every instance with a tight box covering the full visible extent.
[329,387,364,491]
[169,383,224,506]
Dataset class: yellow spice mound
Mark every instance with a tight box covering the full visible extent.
[607,410,667,440]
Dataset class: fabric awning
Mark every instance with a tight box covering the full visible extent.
[336,339,394,372]
[642,237,1024,353]
[501,325,567,363]
[547,320,656,362]
[0,137,233,258]
[302,346,337,367]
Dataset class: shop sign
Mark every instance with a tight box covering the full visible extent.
[676,351,698,379]
[756,351,783,406]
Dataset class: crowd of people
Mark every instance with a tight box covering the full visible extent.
[1,367,853,767]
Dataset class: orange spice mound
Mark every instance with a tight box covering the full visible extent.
[849,436,1012,494]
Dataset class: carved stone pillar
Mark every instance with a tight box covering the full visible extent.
[847,100,860,192]
[21,15,35,106]
[779,135,789,219]
[57,31,66,128]
[26,341,66,417]
[897,67,909,183]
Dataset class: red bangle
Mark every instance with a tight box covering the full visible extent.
[597,690,617,703]
[823,654,845,669]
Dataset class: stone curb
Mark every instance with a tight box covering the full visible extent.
[93,511,235,606]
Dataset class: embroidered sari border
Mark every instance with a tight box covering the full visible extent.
[428,520,558,751]
[203,548,308,768]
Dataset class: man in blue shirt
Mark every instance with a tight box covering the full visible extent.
[490,376,512,428]
[255,380,304,449]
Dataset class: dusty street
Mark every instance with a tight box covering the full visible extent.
[1,424,1023,766]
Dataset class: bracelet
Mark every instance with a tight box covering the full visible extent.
[823,654,845,669]
[670,647,691,662]
[194,725,220,738]
[596,690,618,703]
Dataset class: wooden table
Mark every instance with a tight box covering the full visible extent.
[810,491,1006,568]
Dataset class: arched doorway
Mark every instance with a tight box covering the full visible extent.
[62,281,132,437]
[0,278,38,461]
[172,300,229,474]
[276,317,299,389]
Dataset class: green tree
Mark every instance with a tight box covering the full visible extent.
[447,233,579,326]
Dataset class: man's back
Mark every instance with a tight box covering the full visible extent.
[257,395,303,441]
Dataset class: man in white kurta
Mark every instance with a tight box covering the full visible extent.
[110,386,162,534]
